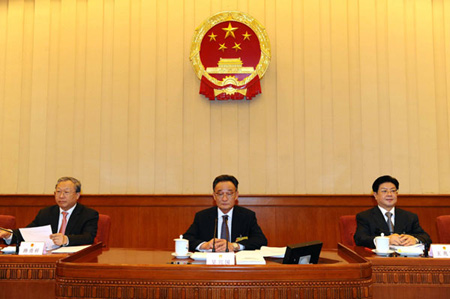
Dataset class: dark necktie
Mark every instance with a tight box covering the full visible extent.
[386,212,394,234]
[221,215,229,241]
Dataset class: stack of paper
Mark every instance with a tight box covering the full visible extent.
[190,252,207,261]
[391,244,424,256]
[51,245,90,254]
[1,246,17,254]
[235,250,266,265]
[258,246,286,258]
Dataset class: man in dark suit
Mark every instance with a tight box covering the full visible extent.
[0,177,99,247]
[184,175,267,252]
[354,175,431,248]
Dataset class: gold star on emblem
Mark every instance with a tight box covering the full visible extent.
[242,31,251,40]
[208,32,217,41]
[218,43,227,52]
[232,42,241,51]
[222,22,238,39]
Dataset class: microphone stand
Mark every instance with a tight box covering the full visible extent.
[212,218,217,252]
[0,227,20,254]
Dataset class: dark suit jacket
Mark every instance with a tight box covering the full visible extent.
[13,203,99,246]
[184,206,267,252]
[354,206,431,248]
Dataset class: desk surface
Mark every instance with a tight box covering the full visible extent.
[55,243,372,299]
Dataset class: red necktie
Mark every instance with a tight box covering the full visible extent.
[59,212,68,235]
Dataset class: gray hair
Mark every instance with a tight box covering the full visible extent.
[55,177,81,193]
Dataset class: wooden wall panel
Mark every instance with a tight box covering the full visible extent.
[1,194,449,250]
[0,0,449,195]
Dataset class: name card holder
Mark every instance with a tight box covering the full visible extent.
[429,244,450,258]
[19,242,45,255]
[206,252,235,265]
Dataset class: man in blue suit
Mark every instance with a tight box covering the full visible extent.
[184,175,267,252]
[354,175,431,248]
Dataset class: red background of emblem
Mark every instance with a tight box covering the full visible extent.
[200,21,261,82]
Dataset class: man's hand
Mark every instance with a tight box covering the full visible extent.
[50,233,68,246]
[389,233,417,246]
[398,234,417,246]
[0,229,12,239]
[200,238,234,252]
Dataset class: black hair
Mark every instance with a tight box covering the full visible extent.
[212,175,239,190]
[372,175,399,192]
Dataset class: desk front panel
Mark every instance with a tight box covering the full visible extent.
[56,245,372,299]
[354,246,450,299]
[0,253,66,299]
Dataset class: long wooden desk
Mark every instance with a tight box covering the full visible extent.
[5,243,449,299]
[55,243,372,299]
[353,245,450,299]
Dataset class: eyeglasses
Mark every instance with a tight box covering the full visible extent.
[214,192,236,199]
[379,189,397,195]
[55,190,75,196]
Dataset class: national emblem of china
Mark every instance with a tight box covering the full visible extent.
[190,11,271,100]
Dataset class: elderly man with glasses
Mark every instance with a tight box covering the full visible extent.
[184,174,267,252]
[354,175,431,248]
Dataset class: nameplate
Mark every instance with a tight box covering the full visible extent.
[206,252,235,265]
[19,242,45,255]
[429,244,450,258]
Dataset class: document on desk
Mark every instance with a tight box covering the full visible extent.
[51,245,90,254]
[390,243,424,256]
[258,246,287,258]
[19,225,54,249]
[235,250,266,265]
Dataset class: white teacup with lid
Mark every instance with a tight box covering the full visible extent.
[174,235,189,256]
[373,233,390,253]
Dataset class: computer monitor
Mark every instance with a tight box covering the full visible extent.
[282,240,323,264]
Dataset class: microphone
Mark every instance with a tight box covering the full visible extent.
[0,227,20,254]
[212,217,217,252]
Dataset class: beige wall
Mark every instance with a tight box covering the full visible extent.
[0,0,449,194]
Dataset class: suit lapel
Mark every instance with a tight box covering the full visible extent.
[50,206,60,233]
[64,204,81,235]
[230,206,241,242]
[210,208,219,238]
[393,208,406,234]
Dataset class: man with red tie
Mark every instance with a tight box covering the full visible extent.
[0,177,98,247]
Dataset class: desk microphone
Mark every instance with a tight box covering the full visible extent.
[212,217,217,252]
[0,227,20,254]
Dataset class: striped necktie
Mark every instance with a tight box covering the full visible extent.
[385,212,394,234]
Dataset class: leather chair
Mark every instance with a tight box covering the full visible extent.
[0,215,16,229]
[94,214,111,248]
[339,215,357,247]
[436,215,450,243]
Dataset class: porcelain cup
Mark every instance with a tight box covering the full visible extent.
[174,236,189,256]
[373,235,390,253]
